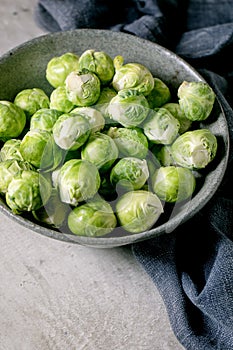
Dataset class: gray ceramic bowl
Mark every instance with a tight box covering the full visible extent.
[0,29,229,248]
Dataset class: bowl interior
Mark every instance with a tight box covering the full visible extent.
[0,29,229,248]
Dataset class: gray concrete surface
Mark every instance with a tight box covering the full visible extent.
[0,1,185,349]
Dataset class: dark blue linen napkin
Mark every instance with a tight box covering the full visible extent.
[35,1,233,349]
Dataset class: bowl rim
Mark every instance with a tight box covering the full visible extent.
[0,29,230,248]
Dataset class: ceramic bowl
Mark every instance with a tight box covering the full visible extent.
[0,29,229,248]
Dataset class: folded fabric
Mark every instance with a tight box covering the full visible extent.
[35,1,233,349]
[133,68,233,350]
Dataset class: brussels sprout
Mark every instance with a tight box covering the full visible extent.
[94,87,117,117]
[68,196,117,237]
[151,144,176,167]
[6,170,52,214]
[49,86,75,113]
[171,129,218,169]
[46,52,80,88]
[143,108,180,144]
[112,56,154,96]
[30,108,62,132]
[163,103,192,134]
[14,88,50,120]
[110,157,149,191]
[115,190,163,233]
[147,78,171,108]
[152,166,196,203]
[107,126,148,159]
[57,159,100,206]
[20,129,63,170]
[70,107,105,133]
[0,101,26,141]
[51,167,61,189]
[81,132,118,172]
[0,139,24,161]
[177,81,215,121]
[53,113,90,151]
[78,49,115,85]
[0,159,32,194]
[107,89,149,128]
[33,188,70,228]
[65,69,101,106]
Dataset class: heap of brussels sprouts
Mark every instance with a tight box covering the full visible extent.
[0,49,218,237]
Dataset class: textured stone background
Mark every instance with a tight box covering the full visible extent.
[0,1,185,349]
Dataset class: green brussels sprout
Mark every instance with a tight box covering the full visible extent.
[57,159,100,206]
[107,126,148,159]
[20,129,63,170]
[0,139,24,161]
[143,107,180,144]
[0,101,26,141]
[107,89,149,128]
[171,129,218,169]
[152,166,196,203]
[46,52,80,88]
[53,113,90,151]
[110,157,149,191]
[0,159,32,194]
[65,69,101,106]
[112,56,154,96]
[163,103,192,134]
[14,88,50,120]
[6,170,52,214]
[115,190,163,233]
[32,188,70,228]
[151,144,176,167]
[30,108,62,132]
[51,167,61,189]
[70,107,105,133]
[147,77,171,108]
[49,86,75,113]
[68,196,117,237]
[177,81,215,121]
[81,132,119,172]
[94,87,117,117]
[78,49,115,85]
